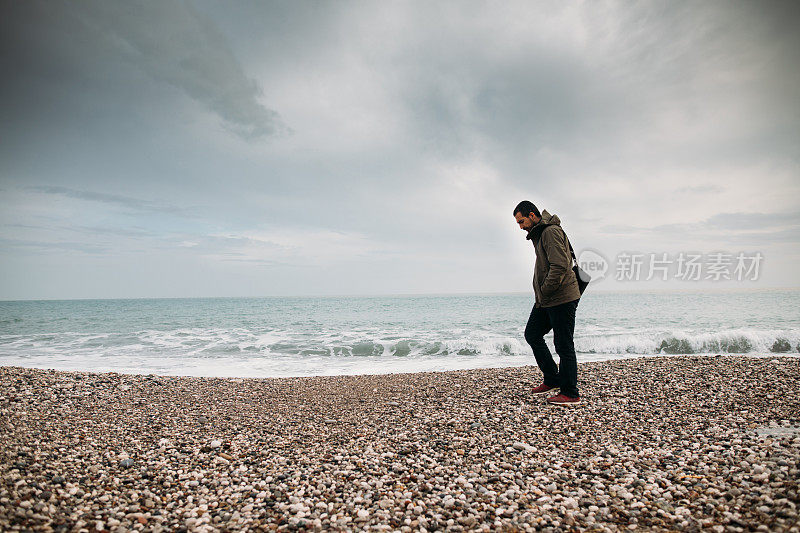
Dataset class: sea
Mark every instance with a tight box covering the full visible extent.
[0,290,798,378]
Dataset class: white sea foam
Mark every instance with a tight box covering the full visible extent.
[2,325,797,378]
[1,292,798,377]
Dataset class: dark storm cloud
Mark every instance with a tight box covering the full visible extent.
[0,0,286,141]
[381,1,800,187]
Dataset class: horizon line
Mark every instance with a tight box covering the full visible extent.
[1,286,799,303]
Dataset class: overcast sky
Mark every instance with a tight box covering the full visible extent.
[1,0,799,299]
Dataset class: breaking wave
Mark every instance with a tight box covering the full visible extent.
[575,329,800,355]
[1,327,798,362]
[2,291,798,376]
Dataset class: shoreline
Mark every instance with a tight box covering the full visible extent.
[2,352,798,381]
[2,356,799,532]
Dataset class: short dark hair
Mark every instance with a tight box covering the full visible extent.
[513,200,540,218]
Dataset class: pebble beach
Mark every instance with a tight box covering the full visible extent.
[2,355,799,532]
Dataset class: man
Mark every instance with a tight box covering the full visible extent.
[514,200,582,406]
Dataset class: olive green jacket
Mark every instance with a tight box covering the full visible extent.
[526,210,581,308]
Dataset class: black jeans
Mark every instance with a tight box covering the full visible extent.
[524,298,580,398]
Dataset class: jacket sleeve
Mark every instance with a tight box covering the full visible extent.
[540,226,572,297]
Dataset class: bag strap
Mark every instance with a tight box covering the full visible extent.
[563,229,577,265]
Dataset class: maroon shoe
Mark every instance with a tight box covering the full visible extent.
[546,394,582,407]
[531,383,559,395]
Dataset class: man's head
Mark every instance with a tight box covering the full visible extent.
[513,200,541,231]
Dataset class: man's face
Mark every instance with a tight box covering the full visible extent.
[515,211,539,231]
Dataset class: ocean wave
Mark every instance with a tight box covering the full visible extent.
[575,329,800,355]
[1,328,798,362]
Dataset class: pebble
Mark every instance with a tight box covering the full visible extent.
[1,356,798,531]
[512,441,534,453]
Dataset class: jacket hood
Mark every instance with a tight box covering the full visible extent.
[526,210,561,240]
